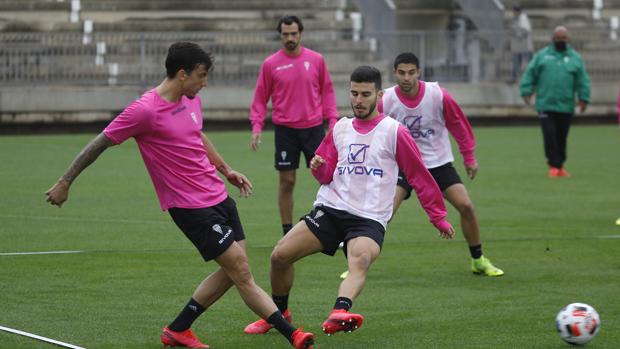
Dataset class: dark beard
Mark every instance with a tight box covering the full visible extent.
[285,41,298,51]
[352,100,377,119]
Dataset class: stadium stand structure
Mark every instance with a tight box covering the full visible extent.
[0,0,619,129]
[0,0,368,84]
[503,0,620,84]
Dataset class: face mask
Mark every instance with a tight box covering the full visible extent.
[554,41,567,51]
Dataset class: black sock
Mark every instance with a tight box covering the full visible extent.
[282,224,293,235]
[469,244,483,259]
[333,297,352,311]
[267,311,296,343]
[168,298,206,332]
[272,294,289,313]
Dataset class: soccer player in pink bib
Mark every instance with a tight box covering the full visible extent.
[249,15,339,236]
[243,65,455,336]
[45,42,315,349]
[381,52,503,277]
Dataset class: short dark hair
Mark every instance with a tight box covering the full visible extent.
[277,15,304,33]
[165,42,213,79]
[393,52,420,70]
[350,65,382,90]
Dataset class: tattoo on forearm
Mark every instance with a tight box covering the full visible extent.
[62,133,112,184]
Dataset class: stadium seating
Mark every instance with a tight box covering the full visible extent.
[0,0,619,125]
[0,0,370,85]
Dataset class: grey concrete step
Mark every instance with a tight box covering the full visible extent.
[79,0,343,11]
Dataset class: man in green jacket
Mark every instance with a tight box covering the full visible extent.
[520,26,591,178]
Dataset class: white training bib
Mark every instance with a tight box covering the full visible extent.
[314,116,400,228]
[383,83,454,168]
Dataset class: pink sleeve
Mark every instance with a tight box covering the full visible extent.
[395,125,449,229]
[103,99,152,144]
[249,61,273,134]
[319,58,339,129]
[311,128,338,184]
[442,88,476,166]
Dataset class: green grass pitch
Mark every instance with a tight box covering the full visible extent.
[0,125,619,348]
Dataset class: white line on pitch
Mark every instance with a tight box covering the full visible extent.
[0,325,86,349]
[0,214,169,225]
[598,234,620,239]
[0,250,83,256]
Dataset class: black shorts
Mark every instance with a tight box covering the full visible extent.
[302,205,385,257]
[397,162,462,200]
[274,124,325,171]
[168,196,245,262]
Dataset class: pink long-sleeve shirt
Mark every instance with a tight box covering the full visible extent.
[379,81,477,167]
[312,113,450,231]
[249,46,339,133]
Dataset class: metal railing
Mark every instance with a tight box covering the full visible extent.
[364,29,620,83]
[1,29,619,86]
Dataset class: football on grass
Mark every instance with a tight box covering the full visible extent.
[556,303,600,345]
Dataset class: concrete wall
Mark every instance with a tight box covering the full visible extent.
[1,82,618,126]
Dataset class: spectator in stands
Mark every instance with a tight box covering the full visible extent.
[249,15,339,236]
[510,4,533,83]
[45,41,315,349]
[520,26,591,178]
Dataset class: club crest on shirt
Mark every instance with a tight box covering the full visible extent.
[190,112,198,124]
[304,61,310,71]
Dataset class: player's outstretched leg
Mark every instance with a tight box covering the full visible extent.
[444,184,504,277]
[161,266,237,349]
[244,221,323,336]
[322,236,379,335]
[215,241,316,348]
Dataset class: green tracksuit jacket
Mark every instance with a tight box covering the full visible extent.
[520,44,591,114]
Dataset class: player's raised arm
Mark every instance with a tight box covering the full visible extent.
[45,132,116,207]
